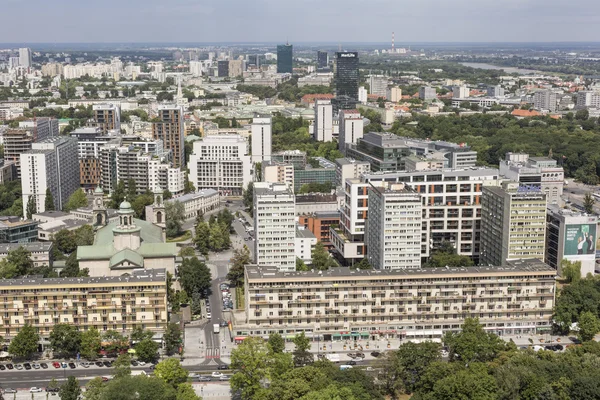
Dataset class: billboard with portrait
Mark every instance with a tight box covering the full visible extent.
[565,224,597,256]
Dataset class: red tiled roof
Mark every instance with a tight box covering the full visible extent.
[511,109,541,117]
[301,93,334,102]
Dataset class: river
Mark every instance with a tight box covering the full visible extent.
[460,62,542,75]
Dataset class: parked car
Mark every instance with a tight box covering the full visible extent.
[138,361,146,366]
[355,352,365,358]
[103,361,111,367]
[68,362,76,369]
[32,363,41,369]
[131,360,139,366]
[198,376,211,382]
[101,377,110,382]
[370,351,381,358]
[348,360,357,366]
[24,363,32,370]
[0,364,5,370]
[14,364,23,370]
[220,321,228,327]
[219,375,230,381]
[41,362,48,369]
[46,387,60,393]
[211,371,223,377]
[3,388,16,393]
[81,362,90,368]
[95,361,104,367]
[218,364,229,370]
[61,362,68,368]
[6,363,13,369]
[30,387,43,393]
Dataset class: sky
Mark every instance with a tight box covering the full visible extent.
[1,0,599,43]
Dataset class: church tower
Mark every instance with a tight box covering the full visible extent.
[93,187,108,227]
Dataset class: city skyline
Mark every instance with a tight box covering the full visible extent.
[1,0,599,43]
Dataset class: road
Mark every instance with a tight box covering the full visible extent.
[563,181,600,213]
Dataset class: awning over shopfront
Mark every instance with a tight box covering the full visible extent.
[360,332,370,338]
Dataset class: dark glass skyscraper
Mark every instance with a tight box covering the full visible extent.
[334,52,359,111]
[317,51,328,69]
[277,44,293,74]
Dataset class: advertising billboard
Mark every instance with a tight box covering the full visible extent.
[564,223,597,256]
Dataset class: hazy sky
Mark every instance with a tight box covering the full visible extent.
[1,0,599,43]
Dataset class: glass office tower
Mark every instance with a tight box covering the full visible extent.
[277,44,293,74]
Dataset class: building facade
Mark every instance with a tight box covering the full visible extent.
[298,211,340,250]
[253,183,296,271]
[0,269,168,340]
[239,261,556,340]
[152,105,184,168]
[335,158,370,187]
[251,115,272,163]
[92,104,121,134]
[533,90,557,112]
[480,181,547,266]
[263,161,294,189]
[334,52,359,103]
[366,183,422,270]
[338,110,363,153]
[0,217,39,243]
[313,100,333,142]
[166,189,220,220]
[188,134,252,196]
[277,44,293,74]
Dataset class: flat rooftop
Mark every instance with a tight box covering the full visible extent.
[0,242,52,253]
[246,259,555,281]
[0,269,167,288]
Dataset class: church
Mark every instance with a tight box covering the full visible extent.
[77,187,178,277]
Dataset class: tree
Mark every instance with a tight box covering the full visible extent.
[113,353,132,378]
[64,188,88,211]
[47,378,60,393]
[311,241,336,270]
[82,377,104,400]
[425,241,474,268]
[422,364,498,400]
[354,258,372,270]
[59,376,82,400]
[243,182,254,212]
[110,180,127,209]
[127,179,138,201]
[130,326,154,343]
[561,259,582,283]
[443,317,511,364]
[296,258,309,271]
[176,383,201,400]
[26,195,36,219]
[44,188,55,211]
[53,229,77,254]
[578,311,600,342]
[8,323,39,358]
[80,327,101,360]
[154,358,189,389]
[584,192,595,214]
[179,247,196,257]
[183,172,195,194]
[208,222,225,251]
[227,245,251,287]
[103,330,128,355]
[179,257,212,296]
[5,246,34,276]
[576,109,590,121]
[165,201,185,238]
[164,323,182,356]
[49,323,82,357]
[231,336,271,400]
[268,333,285,354]
[389,341,441,394]
[292,332,313,367]
[194,219,210,255]
[75,224,95,246]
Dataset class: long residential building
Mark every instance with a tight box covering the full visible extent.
[237,260,556,340]
[166,189,220,220]
[0,269,168,340]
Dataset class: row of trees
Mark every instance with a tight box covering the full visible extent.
[60,356,200,400]
[7,322,182,362]
[193,209,234,254]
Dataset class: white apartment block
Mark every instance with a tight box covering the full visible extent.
[18,48,32,68]
[386,87,402,102]
[239,260,556,340]
[335,158,370,187]
[338,110,364,153]
[453,86,469,99]
[480,181,547,266]
[253,183,296,272]
[576,91,600,109]
[533,90,557,112]
[20,137,80,215]
[314,100,333,142]
[262,161,294,189]
[368,75,388,98]
[361,168,501,261]
[251,115,272,163]
[189,61,203,77]
[148,159,185,195]
[295,227,317,264]
[366,183,422,270]
[188,134,251,196]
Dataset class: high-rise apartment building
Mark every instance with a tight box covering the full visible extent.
[152,105,184,168]
[487,85,505,97]
[188,134,252,196]
[251,115,272,163]
[576,91,600,109]
[262,161,294,189]
[335,158,370,187]
[368,75,388,98]
[277,44,293,74]
[228,60,243,78]
[34,118,59,141]
[453,86,469,99]
[334,52,359,105]
[92,104,121,134]
[386,87,402,102]
[313,100,333,142]
[18,48,32,68]
[20,137,80,215]
[480,181,547,266]
[71,127,112,190]
[366,182,422,270]
[3,129,34,177]
[418,86,437,100]
[533,90,557,112]
[253,182,296,271]
[317,51,328,69]
[338,109,363,152]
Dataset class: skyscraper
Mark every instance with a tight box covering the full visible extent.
[317,51,328,69]
[313,100,333,142]
[18,48,32,68]
[152,105,185,169]
[334,52,359,111]
[277,44,293,74]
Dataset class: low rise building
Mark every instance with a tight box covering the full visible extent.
[0,242,53,267]
[298,211,340,250]
[295,227,317,264]
[0,269,168,340]
[0,217,39,243]
[166,190,220,220]
[238,260,556,340]
[295,193,339,215]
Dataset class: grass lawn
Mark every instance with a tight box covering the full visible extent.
[167,231,192,243]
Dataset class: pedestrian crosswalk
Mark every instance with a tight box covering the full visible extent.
[205,347,221,359]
